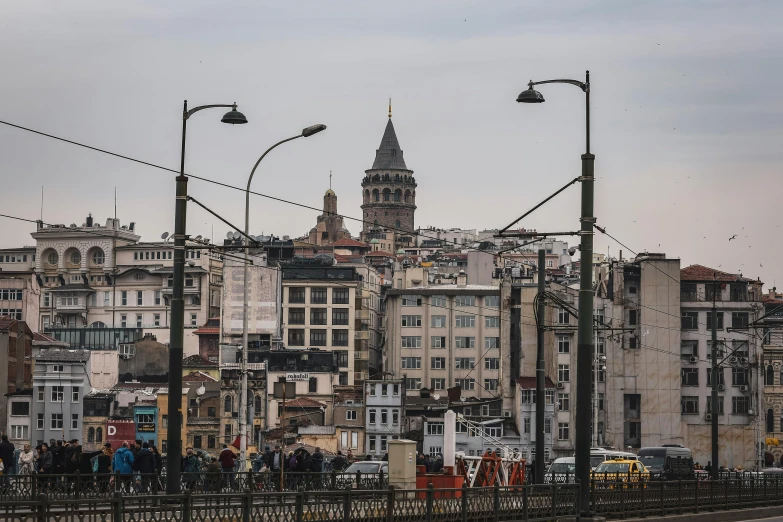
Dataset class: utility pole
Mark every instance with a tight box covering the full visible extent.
[535,249,546,484]
[711,273,719,479]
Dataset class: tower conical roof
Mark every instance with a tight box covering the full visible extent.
[371,119,408,170]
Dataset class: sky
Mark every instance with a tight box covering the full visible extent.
[1,1,781,289]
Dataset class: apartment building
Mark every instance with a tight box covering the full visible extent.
[0,247,38,326]
[761,288,783,465]
[385,271,501,398]
[365,379,405,458]
[0,318,33,435]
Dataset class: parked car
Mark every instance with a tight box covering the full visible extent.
[637,445,694,480]
[337,461,389,489]
[545,457,576,483]
[591,458,650,488]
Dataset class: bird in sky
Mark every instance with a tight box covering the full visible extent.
[729,235,737,241]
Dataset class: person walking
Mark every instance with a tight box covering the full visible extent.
[331,451,347,472]
[182,447,201,491]
[0,435,16,487]
[219,444,237,490]
[112,442,135,492]
[207,457,221,492]
[133,443,154,492]
[96,444,112,493]
[18,444,35,475]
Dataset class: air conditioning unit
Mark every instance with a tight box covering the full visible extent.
[740,385,749,392]
[705,413,712,421]
[689,356,698,363]
[717,385,725,391]
[557,382,565,389]
[503,411,512,418]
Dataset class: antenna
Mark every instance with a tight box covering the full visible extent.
[40,186,44,222]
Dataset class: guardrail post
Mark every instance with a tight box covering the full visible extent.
[379,470,385,490]
[331,470,337,490]
[620,479,625,518]
[694,478,699,513]
[31,470,38,500]
[113,491,122,522]
[522,485,529,522]
[37,493,47,522]
[659,480,665,516]
[640,476,646,518]
[493,483,499,522]
[763,474,767,505]
[356,470,362,489]
[183,489,192,522]
[460,483,469,522]
[751,473,755,506]
[343,487,351,522]
[242,488,252,522]
[387,485,395,522]
[427,483,435,522]
[723,478,728,511]
[551,483,558,521]
[75,470,80,500]
[295,486,304,522]
[590,477,596,514]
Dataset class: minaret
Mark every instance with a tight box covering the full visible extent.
[361,101,417,234]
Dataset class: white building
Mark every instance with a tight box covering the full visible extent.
[365,379,404,457]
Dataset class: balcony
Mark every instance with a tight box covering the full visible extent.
[356,309,370,321]
[355,330,370,341]
[354,351,369,360]
[354,371,368,381]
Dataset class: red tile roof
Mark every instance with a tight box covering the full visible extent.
[334,254,362,263]
[182,354,218,367]
[329,238,370,248]
[0,317,16,331]
[283,397,326,408]
[194,327,220,335]
[517,377,556,389]
[681,264,755,283]
[183,371,217,382]
[364,250,395,257]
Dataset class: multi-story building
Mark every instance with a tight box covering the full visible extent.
[32,348,90,444]
[414,227,478,249]
[0,216,223,355]
[761,288,783,464]
[6,389,33,448]
[281,260,370,384]
[384,271,501,398]
[516,377,556,463]
[0,318,33,435]
[365,379,405,458]
[156,387,189,455]
[82,391,113,451]
[333,385,365,455]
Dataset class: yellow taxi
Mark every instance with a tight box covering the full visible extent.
[591,457,650,488]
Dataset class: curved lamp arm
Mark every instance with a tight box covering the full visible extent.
[184,103,236,120]
[529,79,588,92]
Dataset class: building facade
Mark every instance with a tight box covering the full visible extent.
[308,189,351,246]
[365,379,404,458]
[762,288,783,464]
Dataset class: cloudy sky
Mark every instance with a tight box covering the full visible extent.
[1,1,781,288]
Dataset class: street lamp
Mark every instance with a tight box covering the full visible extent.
[517,71,594,515]
[239,123,327,472]
[167,100,247,494]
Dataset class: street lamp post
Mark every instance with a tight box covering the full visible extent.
[239,124,326,471]
[168,100,247,494]
[517,71,594,515]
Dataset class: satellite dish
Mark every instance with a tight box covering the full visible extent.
[196,385,206,396]
[433,394,440,401]
[187,260,196,267]
[226,231,234,239]
[460,397,466,402]
[161,232,169,240]
[195,235,202,241]
[232,231,241,240]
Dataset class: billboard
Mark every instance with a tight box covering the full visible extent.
[222,255,280,336]
[106,420,136,448]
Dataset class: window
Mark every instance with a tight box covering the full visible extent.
[51,386,64,402]
[681,368,699,386]
[485,316,500,328]
[154,313,161,327]
[681,340,698,358]
[289,288,305,303]
[381,409,388,424]
[336,350,349,368]
[288,308,305,325]
[706,311,724,330]
[37,386,44,402]
[310,329,327,346]
[401,357,421,369]
[43,292,51,307]
[558,423,570,440]
[732,396,750,414]
[36,413,44,430]
[485,358,499,370]
[707,396,723,415]
[558,393,570,411]
[185,276,194,288]
[455,295,475,307]
[558,336,570,354]
[523,418,531,434]
[52,364,64,373]
[545,418,552,434]
[557,308,570,324]
[428,336,446,349]
[10,401,29,417]
[681,312,699,330]
[154,290,161,305]
[331,287,349,304]
[311,288,327,304]
[332,330,349,346]
[310,308,327,325]
[121,291,128,306]
[208,406,217,418]
[369,436,376,452]
[732,367,749,386]
[455,315,475,328]
[11,425,28,440]
[208,435,216,449]
[190,314,197,327]
[136,314,143,328]
[402,295,422,306]
[707,368,725,386]
[405,378,422,390]
[162,415,168,428]
[628,309,639,326]
[681,396,699,414]
[455,357,475,369]
[431,378,446,390]
[346,410,357,421]
[455,337,475,349]
[558,364,570,382]
[136,290,143,306]
[427,422,444,435]
[485,337,499,349]
[402,315,422,327]
[732,312,749,329]
[332,308,349,325]
[381,384,389,396]
[193,435,202,449]
[368,409,377,424]
[484,379,498,391]
[431,315,446,328]
[392,410,399,425]
[72,387,80,402]
[288,329,304,346]
[309,377,318,393]
[431,296,446,307]
[51,414,63,430]
[401,336,422,348]
[484,296,500,307]
[380,436,388,451]
[456,378,475,390]
[224,395,233,413]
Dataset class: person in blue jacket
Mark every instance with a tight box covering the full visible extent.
[112,442,135,491]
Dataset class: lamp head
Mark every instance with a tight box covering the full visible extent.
[516,82,545,104]
[221,104,248,124]
[302,124,327,137]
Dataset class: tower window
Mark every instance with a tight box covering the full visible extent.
[395,220,401,228]
[383,188,391,201]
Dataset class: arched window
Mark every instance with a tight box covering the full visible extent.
[395,220,401,228]
[404,190,411,203]
[364,190,370,202]
[383,189,391,202]
[768,409,775,433]
[224,395,233,413]
[96,427,103,442]
[767,365,775,386]
[88,427,95,442]
[91,248,105,266]
[394,189,402,202]
[372,189,379,202]
[255,396,262,414]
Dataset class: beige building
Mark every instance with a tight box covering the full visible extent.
[762,289,783,464]
[384,272,501,398]
[0,247,38,327]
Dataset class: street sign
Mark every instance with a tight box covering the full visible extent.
[285,372,309,381]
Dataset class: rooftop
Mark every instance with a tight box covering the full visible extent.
[183,354,218,368]
[284,397,327,409]
[183,371,218,382]
[34,348,90,363]
[517,377,556,390]
[328,238,370,248]
[370,119,409,171]
[364,250,395,258]
[297,425,336,435]
[680,264,756,283]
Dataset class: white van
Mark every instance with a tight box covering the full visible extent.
[545,457,576,483]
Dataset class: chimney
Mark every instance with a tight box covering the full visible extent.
[457,269,467,287]
[86,213,93,227]
[129,222,135,231]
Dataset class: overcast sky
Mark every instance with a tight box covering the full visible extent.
[1,1,781,289]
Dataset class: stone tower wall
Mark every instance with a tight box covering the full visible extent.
[361,170,416,232]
